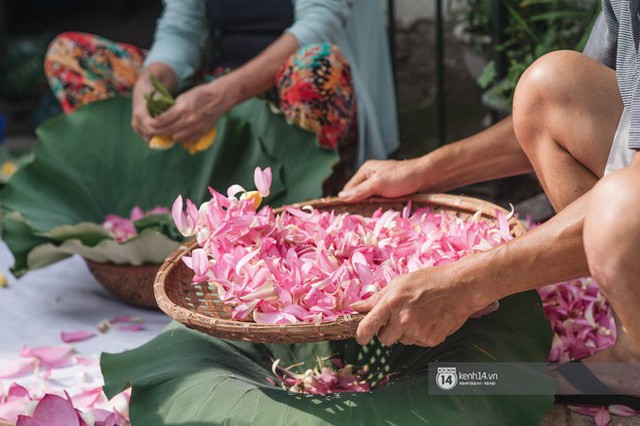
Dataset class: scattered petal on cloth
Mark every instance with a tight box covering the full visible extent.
[20,345,76,369]
[16,393,84,426]
[0,383,32,423]
[1,380,130,425]
[0,358,38,379]
[61,330,97,344]
[1,340,130,424]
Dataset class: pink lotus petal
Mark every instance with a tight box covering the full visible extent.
[61,330,96,343]
[254,167,272,197]
[595,407,612,426]
[608,404,640,417]
[227,184,246,198]
[90,409,120,426]
[70,387,106,410]
[16,416,47,426]
[73,355,99,367]
[172,195,197,237]
[177,179,520,325]
[20,345,75,369]
[26,393,82,426]
[0,357,37,379]
[0,384,33,423]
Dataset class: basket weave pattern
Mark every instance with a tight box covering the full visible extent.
[85,260,160,309]
[154,194,526,343]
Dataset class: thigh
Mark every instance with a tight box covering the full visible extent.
[515,51,623,178]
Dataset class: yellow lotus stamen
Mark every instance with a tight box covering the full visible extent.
[243,191,263,209]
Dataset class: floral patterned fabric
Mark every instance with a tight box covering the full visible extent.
[276,43,355,149]
[45,32,145,114]
[44,33,355,150]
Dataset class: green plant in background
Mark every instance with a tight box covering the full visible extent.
[453,0,601,111]
[0,34,51,101]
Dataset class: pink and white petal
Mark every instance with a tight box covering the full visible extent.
[20,345,76,369]
[61,330,96,344]
[0,385,33,423]
[28,394,82,426]
[227,184,246,198]
[608,404,640,417]
[70,387,106,410]
[254,167,272,197]
[73,355,99,367]
[0,357,38,379]
[89,409,120,426]
[16,415,47,426]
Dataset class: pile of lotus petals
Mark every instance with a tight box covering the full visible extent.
[173,167,513,325]
[539,277,616,363]
[102,206,170,242]
[268,357,381,394]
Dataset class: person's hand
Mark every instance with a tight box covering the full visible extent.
[351,264,487,347]
[131,77,156,142]
[131,63,179,142]
[148,79,232,145]
[338,157,431,202]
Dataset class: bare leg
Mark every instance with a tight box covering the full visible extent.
[513,50,639,396]
[513,50,622,211]
[581,167,640,395]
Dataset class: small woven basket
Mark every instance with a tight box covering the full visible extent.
[154,194,526,343]
[85,260,160,309]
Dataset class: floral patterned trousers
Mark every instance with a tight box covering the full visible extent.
[44,32,356,151]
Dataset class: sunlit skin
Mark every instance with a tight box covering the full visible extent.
[340,50,640,396]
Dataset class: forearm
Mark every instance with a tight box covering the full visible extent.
[456,192,590,310]
[217,33,300,109]
[419,116,533,192]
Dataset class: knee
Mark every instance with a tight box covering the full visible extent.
[584,168,640,284]
[276,43,353,100]
[276,43,355,148]
[513,50,585,148]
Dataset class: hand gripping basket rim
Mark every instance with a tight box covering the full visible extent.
[153,193,527,344]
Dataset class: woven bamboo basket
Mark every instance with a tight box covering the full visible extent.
[85,259,160,309]
[154,193,527,344]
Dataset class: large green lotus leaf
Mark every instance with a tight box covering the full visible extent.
[0,213,57,275]
[102,290,554,425]
[1,96,337,273]
[1,97,220,231]
[27,229,181,269]
[40,222,112,245]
